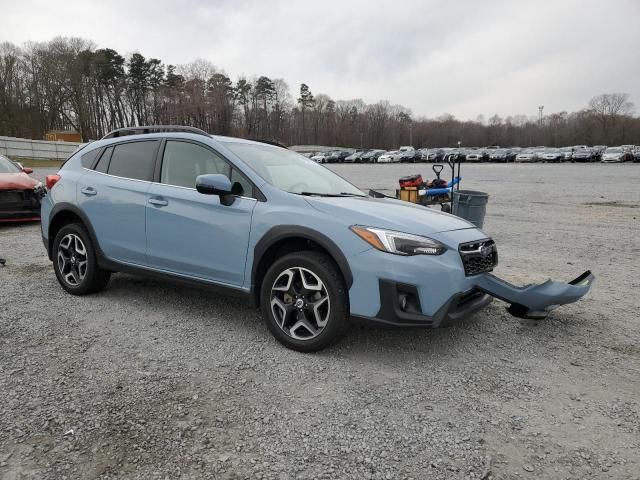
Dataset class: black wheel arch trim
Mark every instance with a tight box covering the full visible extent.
[46,202,104,261]
[251,225,354,302]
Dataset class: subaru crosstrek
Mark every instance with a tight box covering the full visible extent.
[41,126,593,352]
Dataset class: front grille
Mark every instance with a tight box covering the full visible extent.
[459,238,498,276]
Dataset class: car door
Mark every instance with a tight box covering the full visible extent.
[77,140,159,265]
[145,139,257,287]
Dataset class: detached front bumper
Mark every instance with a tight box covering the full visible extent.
[473,270,594,319]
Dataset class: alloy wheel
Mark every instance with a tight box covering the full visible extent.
[270,267,330,340]
[57,233,88,287]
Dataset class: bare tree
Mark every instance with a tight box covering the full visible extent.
[588,93,635,144]
[1,36,639,149]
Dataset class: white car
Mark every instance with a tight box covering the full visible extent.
[465,150,484,162]
[601,147,630,163]
[398,146,416,162]
[310,153,329,164]
[343,151,365,163]
[540,149,563,162]
[559,147,573,160]
[377,150,402,163]
[515,150,538,162]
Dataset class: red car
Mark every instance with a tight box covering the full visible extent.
[0,155,44,222]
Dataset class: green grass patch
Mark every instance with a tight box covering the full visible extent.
[13,158,64,168]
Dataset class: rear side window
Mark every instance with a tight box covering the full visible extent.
[80,148,101,168]
[94,147,112,173]
[107,141,159,181]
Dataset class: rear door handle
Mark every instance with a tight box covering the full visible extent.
[148,197,168,207]
[81,187,97,196]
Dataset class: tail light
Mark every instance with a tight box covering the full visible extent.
[46,174,61,190]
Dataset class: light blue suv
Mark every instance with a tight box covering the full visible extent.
[41,126,593,351]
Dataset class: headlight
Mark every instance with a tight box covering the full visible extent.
[350,226,446,255]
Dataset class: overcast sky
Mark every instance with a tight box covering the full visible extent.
[2,0,638,120]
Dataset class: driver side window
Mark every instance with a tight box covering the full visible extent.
[161,141,230,188]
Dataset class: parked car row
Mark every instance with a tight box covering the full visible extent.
[303,145,640,164]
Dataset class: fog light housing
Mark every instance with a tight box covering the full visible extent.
[397,288,421,314]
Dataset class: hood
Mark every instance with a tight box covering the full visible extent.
[0,172,40,190]
[305,195,475,235]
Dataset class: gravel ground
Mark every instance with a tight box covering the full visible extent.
[1,163,639,479]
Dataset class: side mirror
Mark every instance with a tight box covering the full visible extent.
[22,167,33,174]
[195,174,234,206]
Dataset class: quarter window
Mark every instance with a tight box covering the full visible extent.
[107,141,159,181]
[80,148,101,168]
[230,168,253,197]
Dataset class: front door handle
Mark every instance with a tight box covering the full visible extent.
[81,187,97,196]
[148,197,168,207]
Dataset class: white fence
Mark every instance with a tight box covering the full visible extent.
[0,136,81,161]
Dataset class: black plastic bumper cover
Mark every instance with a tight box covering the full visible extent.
[350,279,493,328]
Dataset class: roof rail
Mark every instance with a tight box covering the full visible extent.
[247,138,288,149]
[101,125,210,140]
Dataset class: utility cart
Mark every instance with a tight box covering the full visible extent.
[395,154,461,212]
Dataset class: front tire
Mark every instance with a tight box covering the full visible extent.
[260,251,349,352]
[53,223,111,295]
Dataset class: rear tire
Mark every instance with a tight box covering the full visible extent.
[53,223,111,295]
[260,251,349,352]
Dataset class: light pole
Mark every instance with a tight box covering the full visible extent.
[538,106,544,127]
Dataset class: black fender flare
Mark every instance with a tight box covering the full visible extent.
[251,225,354,295]
[47,202,104,261]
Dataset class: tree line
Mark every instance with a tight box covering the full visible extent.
[0,37,638,148]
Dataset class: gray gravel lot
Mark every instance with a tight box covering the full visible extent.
[1,163,639,479]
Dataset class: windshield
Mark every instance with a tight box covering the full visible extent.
[606,148,622,153]
[0,155,21,173]
[224,142,365,196]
